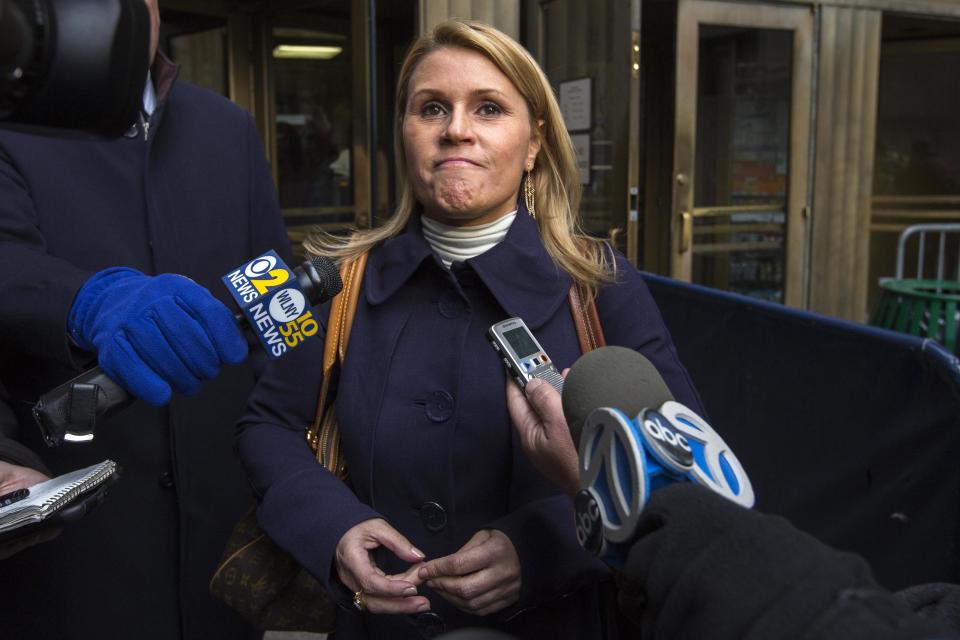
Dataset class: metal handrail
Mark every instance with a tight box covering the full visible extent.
[872,195,960,207]
[895,223,960,280]
[692,204,784,218]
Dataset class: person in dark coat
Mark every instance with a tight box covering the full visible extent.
[237,20,703,639]
[0,1,291,637]
[506,374,960,640]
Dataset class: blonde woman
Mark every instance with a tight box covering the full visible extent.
[238,20,703,639]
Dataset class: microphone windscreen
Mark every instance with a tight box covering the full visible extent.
[310,256,342,299]
[562,346,674,445]
[300,255,343,306]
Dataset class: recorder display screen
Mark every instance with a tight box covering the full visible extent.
[504,327,539,359]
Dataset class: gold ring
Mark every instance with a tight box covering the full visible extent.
[353,589,366,611]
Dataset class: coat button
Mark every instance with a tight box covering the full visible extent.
[158,471,174,489]
[425,390,454,423]
[414,611,446,638]
[452,264,480,287]
[420,501,447,532]
[437,290,465,318]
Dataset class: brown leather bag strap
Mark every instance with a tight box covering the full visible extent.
[306,251,369,452]
[569,284,606,354]
[337,251,368,362]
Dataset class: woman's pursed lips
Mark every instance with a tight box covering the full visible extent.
[434,157,482,168]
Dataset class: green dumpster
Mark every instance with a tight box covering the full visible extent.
[871,279,960,353]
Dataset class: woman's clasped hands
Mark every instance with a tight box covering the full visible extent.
[334,518,431,615]
[335,518,521,617]
[417,528,521,616]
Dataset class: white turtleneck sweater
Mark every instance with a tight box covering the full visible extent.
[421,211,517,268]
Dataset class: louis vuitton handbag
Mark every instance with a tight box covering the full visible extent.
[209,252,368,632]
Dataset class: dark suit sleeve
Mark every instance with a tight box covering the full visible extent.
[598,253,707,415]
[618,484,956,640]
[0,147,92,366]
[236,329,382,600]
[0,386,49,473]
[0,436,50,473]
[896,583,960,634]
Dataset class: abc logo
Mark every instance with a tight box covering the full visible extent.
[644,417,691,451]
[574,490,604,556]
[641,411,694,471]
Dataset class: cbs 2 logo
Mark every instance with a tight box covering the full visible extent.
[245,254,290,295]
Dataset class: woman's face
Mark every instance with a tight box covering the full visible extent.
[403,47,541,227]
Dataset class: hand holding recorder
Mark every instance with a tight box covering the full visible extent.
[505,343,754,567]
[505,341,960,640]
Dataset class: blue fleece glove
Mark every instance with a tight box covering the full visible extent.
[68,267,248,406]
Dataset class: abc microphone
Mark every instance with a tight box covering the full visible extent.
[32,251,342,447]
[562,346,755,567]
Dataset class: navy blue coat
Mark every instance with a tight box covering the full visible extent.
[238,210,704,639]
[0,60,290,639]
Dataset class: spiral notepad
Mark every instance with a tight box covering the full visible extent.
[0,460,117,533]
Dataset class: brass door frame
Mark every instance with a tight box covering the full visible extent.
[672,0,813,307]
[531,0,643,264]
[626,1,641,265]
[350,0,373,229]
[229,2,373,235]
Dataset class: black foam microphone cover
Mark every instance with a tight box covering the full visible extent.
[562,346,674,445]
[296,255,342,306]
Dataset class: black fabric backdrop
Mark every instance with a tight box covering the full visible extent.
[643,273,960,590]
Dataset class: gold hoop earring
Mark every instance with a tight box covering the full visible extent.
[524,169,536,219]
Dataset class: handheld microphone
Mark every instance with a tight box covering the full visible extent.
[563,347,754,567]
[221,250,341,360]
[32,251,342,446]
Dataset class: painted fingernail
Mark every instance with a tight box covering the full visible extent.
[403,587,417,597]
[411,546,425,559]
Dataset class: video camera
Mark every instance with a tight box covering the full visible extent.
[0,0,149,135]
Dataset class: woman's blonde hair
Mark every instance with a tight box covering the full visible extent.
[304,19,613,296]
